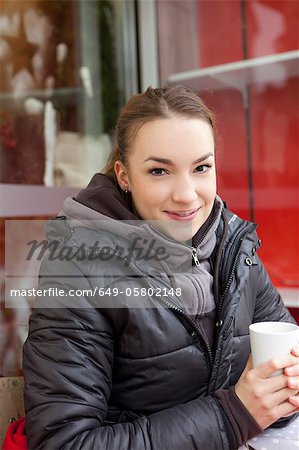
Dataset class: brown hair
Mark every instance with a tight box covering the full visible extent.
[104,85,216,181]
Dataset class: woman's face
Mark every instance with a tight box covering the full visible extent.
[115,117,217,240]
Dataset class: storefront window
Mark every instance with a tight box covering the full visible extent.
[0,0,137,187]
[156,0,299,305]
[0,0,138,376]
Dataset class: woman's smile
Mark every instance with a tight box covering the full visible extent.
[164,207,201,221]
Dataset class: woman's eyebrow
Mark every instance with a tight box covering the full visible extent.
[143,152,214,165]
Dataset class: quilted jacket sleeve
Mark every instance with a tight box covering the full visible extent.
[23,258,230,450]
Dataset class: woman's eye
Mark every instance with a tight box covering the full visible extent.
[149,168,167,176]
[195,164,211,173]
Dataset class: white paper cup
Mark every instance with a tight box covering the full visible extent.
[249,321,299,375]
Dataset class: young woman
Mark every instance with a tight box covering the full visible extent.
[23,86,299,449]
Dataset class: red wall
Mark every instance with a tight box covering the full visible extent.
[197,0,243,66]
[246,1,299,57]
[197,1,299,300]
[250,78,299,287]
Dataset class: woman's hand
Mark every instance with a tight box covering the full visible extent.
[235,346,299,429]
[283,346,299,413]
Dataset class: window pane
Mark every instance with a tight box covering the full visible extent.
[156,0,299,299]
[0,0,136,187]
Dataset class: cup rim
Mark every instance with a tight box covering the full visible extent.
[249,321,298,334]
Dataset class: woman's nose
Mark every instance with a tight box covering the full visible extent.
[171,177,198,204]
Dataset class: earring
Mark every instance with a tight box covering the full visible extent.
[124,187,129,194]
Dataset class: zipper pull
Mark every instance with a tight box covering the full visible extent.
[192,247,200,266]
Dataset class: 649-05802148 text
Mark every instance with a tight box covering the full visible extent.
[9,286,182,298]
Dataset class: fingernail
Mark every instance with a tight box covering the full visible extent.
[289,379,298,388]
[290,395,299,404]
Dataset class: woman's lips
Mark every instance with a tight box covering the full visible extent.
[164,208,200,221]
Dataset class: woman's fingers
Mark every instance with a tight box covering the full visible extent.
[287,376,299,390]
[274,400,299,419]
[284,362,299,377]
[291,345,299,357]
[282,406,299,418]
[269,386,299,406]
[283,347,299,385]
[255,354,299,379]
[259,373,297,394]
[288,394,299,408]
[235,353,299,429]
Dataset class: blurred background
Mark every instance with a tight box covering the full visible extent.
[0,0,298,378]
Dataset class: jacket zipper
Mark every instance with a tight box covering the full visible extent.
[120,209,222,367]
[216,223,257,322]
[211,223,257,391]
[193,201,222,249]
[191,247,200,266]
[125,257,214,368]
[148,214,223,366]
[186,205,222,358]
[147,202,221,268]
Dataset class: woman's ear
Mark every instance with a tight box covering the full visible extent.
[114,160,129,192]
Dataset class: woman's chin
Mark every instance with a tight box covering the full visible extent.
[157,220,194,243]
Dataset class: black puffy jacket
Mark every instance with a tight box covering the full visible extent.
[23,189,295,450]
